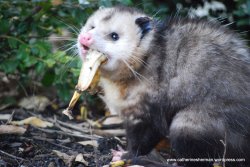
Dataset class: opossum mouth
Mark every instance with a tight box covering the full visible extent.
[82,45,111,62]
[80,45,89,59]
[83,45,89,51]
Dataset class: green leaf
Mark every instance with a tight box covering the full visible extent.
[246,0,250,15]
[70,68,80,77]
[35,62,45,74]
[53,51,66,60]
[8,38,18,49]
[31,46,39,55]
[117,0,132,5]
[23,55,37,67]
[0,58,19,73]
[99,0,112,7]
[44,58,56,68]
[41,70,55,86]
[236,18,250,26]
[0,19,9,34]
[56,84,72,102]
[17,44,29,60]
[36,41,52,56]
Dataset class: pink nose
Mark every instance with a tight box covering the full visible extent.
[79,33,93,47]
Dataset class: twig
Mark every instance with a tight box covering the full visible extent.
[48,117,89,133]
[0,149,25,161]
[6,110,15,124]
[54,122,102,139]
[32,136,72,150]
[27,111,101,138]
[0,35,26,45]
[33,126,101,140]
[27,111,102,139]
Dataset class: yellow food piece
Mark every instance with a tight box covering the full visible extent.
[76,49,107,91]
[63,49,107,119]
[110,160,125,167]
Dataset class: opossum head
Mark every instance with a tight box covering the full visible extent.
[78,6,154,81]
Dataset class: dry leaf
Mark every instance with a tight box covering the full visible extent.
[78,140,98,147]
[52,150,75,167]
[93,129,125,137]
[11,116,53,128]
[0,125,26,135]
[18,96,50,112]
[0,114,11,120]
[75,153,88,166]
[102,116,123,125]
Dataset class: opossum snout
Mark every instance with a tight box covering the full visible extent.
[79,33,93,48]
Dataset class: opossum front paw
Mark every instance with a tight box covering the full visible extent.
[111,149,127,162]
[110,150,134,167]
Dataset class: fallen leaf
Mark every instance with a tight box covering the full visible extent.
[18,96,50,112]
[102,116,123,125]
[47,162,56,167]
[93,129,125,137]
[75,153,88,166]
[0,114,11,120]
[52,150,75,167]
[78,140,98,147]
[11,116,53,128]
[0,125,26,135]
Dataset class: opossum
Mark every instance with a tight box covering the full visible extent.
[77,6,250,167]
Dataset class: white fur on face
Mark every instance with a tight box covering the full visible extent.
[78,8,147,71]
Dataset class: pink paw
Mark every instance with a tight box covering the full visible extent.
[111,146,127,162]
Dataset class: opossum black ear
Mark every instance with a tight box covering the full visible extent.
[135,17,152,39]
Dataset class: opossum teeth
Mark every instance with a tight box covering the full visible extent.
[63,49,107,119]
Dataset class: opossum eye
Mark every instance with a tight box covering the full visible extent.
[110,32,119,41]
[90,26,95,30]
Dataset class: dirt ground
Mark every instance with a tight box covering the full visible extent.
[0,107,123,167]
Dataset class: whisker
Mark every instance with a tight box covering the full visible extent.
[57,41,77,52]
[56,19,80,35]
[122,59,142,82]
[122,59,152,85]
[63,43,78,53]
[49,37,76,41]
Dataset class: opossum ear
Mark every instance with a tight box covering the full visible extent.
[135,17,152,39]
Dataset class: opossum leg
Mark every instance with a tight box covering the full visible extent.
[122,117,163,159]
[169,107,225,167]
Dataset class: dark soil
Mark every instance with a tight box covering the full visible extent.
[0,108,121,167]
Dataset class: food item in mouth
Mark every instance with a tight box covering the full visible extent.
[63,49,107,119]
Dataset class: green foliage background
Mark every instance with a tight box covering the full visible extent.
[0,0,249,105]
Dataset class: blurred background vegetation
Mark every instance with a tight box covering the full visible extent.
[0,0,249,110]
